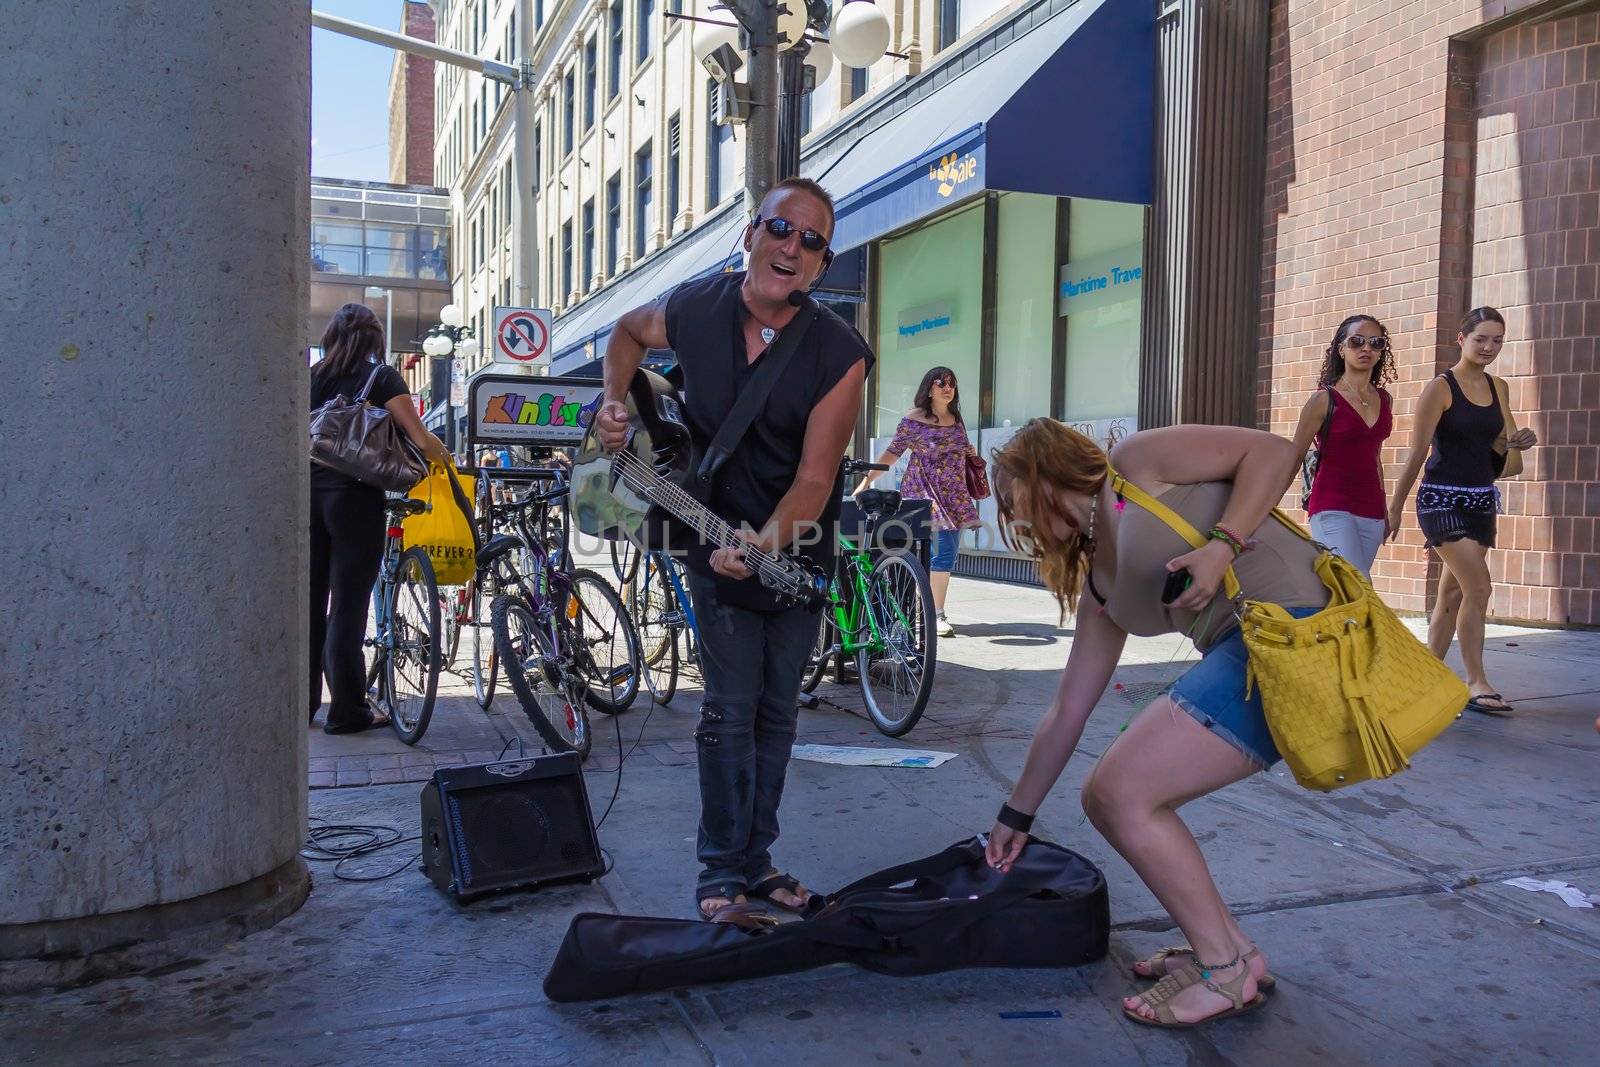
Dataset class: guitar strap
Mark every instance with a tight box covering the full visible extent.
[687,299,820,503]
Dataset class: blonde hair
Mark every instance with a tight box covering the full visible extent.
[993,418,1109,618]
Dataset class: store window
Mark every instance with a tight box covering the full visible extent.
[872,203,985,438]
[992,193,1057,428]
[1058,198,1143,423]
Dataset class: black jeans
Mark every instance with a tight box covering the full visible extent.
[309,486,386,727]
[687,571,820,900]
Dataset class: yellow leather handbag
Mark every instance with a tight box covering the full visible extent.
[1111,475,1468,791]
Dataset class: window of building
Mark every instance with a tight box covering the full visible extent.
[608,0,624,99]
[502,161,513,231]
[636,0,654,65]
[561,219,574,297]
[800,90,812,137]
[563,70,576,154]
[532,120,543,182]
[849,66,868,104]
[606,174,622,275]
[581,198,596,291]
[490,187,499,237]
[938,0,960,51]
[666,0,683,13]
[310,221,364,275]
[534,0,544,28]
[666,113,681,229]
[547,236,556,303]
[634,141,653,259]
[706,79,736,207]
[583,35,598,130]
[1059,198,1143,421]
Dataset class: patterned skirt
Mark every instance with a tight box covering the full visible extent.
[1416,482,1500,549]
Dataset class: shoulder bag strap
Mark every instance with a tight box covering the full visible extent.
[353,361,387,404]
[1105,464,1244,601]
[691,301,820,496]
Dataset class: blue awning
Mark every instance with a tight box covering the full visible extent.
[811,0,1152,253]
[547,0,1151,376]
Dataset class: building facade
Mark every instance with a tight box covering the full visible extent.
[309,177,453,404]
[1260,0,1600,626]
[389,0,439,186]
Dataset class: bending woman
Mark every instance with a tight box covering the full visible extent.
[985,418,1326,1029]
[1287,314,1395,575]
[1387,307,1537,716]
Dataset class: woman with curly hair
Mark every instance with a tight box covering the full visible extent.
[1388,307,1537,716]
[1286,315,1396,576]
[985,417,1325,1028]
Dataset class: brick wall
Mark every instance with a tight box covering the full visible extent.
[387,1,436,187]
[1260,0,1599,625]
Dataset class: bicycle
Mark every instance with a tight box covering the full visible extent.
[623,548,703,706]
[365,496,442,745]
[487,474,642,758]
[802,460,938,737]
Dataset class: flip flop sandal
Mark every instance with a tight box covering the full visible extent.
[748,870,817,916]
[1122,962,1268,1029]
[1466,693,1515,717]
[700,901,779,932]
[322,708,392,735]
[1131,945,1276,992]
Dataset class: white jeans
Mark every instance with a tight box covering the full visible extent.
[1309,510,1386,576]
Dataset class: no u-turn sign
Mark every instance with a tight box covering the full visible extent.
[493,306,552,368]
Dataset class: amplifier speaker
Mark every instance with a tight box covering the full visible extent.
[420,752,604,901]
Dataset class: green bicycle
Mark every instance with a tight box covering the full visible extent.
[802,459,938,737]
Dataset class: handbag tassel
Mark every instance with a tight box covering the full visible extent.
[1336,625,1410,778]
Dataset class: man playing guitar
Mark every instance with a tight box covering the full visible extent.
[596,178,871,924]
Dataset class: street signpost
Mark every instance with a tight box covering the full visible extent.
[492,306,553,368]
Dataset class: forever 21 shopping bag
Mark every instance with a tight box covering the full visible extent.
[403,463,477,585]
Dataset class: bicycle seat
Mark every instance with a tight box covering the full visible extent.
[386,497,428,518]
[854,489,902,516]
[476,533,523,570]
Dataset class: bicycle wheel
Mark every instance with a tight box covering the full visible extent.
[384,547,441,745]
[802,613,837,694]
[470,576,498,709]
[492,593,591,757]
[569,568,642,714]
[438,589,462,671]
[632,556,680,705]
[609,538,641,584]
[856,552,937,737]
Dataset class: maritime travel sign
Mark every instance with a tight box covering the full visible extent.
[1058,242,1143,317]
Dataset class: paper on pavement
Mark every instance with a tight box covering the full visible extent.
[789,744,957,768]
[1502,877,1598,909]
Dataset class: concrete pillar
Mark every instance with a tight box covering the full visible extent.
[0,2,311,988]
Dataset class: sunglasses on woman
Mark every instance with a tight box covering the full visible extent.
[931,376,956,388]
[753,215,829,252]
[1344,335,1389,352]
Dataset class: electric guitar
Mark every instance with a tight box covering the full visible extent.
[571,368,828,608]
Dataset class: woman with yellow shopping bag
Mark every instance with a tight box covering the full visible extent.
[982,418,1464,1030]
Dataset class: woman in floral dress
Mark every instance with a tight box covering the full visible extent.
[856,366,981,636]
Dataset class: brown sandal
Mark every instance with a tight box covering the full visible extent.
[1122,961,1267,1029]
[1131,945,1275,992]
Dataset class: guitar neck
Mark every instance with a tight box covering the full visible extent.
[611,455,752,554]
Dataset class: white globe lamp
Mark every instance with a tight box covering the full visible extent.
[831,0,890,69]
[803,38,834,84]
[423,333,450,357]
[457,336,481,360]
[692,14,741,67]
[439,303,465,328]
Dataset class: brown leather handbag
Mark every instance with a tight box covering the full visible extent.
[309,364,426,492]
[964,452,991,501]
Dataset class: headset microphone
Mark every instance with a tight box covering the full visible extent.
[787,290,806,307]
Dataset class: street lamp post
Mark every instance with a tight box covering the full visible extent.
[363,285,394,368]
[422,302,480,458]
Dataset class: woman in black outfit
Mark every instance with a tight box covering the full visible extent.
[310,304,450,733]
[1388,307,1537,716]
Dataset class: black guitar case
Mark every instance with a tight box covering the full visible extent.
[542,836,1109,1002]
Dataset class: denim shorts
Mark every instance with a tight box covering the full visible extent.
[929,528,961,572]
[1168,606,1322,768]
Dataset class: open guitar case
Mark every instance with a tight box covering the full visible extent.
[543,836,1109,1002]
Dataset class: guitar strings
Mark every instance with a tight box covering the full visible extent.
[609,450,807,592]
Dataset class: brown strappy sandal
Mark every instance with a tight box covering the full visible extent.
[1131,945,1276,992]
[1122,959,1267,1029]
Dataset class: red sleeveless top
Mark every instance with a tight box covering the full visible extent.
[1307,388,1392,521]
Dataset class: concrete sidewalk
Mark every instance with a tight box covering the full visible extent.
[4,576,1598,1065]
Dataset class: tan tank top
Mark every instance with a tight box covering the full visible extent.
[1096,481,1328,650]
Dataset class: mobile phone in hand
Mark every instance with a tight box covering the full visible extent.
[1161,568,1193,605]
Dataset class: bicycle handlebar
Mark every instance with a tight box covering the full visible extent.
[841,459,890,475]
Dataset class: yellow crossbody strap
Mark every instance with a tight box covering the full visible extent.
[1104,464,1244,602]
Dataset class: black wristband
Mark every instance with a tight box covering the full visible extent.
[997,803,1035,833]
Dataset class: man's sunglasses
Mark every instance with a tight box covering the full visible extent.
[1345,335,1389,352]
[753,215,829,252]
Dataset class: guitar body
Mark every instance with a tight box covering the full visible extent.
[572,368,692,546]
[571,368,827,609]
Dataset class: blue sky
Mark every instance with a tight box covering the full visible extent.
[311,0,408,182]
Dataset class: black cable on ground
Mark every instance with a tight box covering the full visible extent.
[301,819,421,882]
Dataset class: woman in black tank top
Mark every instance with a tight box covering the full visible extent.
[1388,307,1538,716]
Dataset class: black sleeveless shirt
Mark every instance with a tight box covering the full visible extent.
[664,271,873,611]
[1423,370,1503,488]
